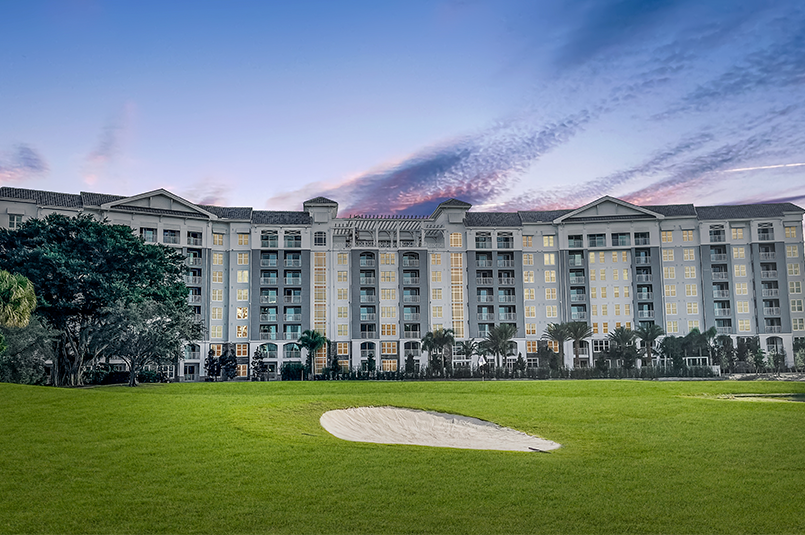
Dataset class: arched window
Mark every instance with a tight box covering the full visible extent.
[284,343,301,359]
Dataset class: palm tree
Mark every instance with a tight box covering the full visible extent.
[0,271,36,328]
[297,329,329,380]
[565,321,593,367]
[607,326,637,369]
[456,339,479,364]
[480,324,517,368]
[635,323,665,366]
[542,322,570,368]
[421,328,455,375]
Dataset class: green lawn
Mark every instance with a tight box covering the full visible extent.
[1,380,804,534]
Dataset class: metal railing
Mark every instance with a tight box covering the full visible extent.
[634,238,650,246]
[712,290,730,298]
[284,350,301,358]
[360,277,376,285]
[260,314,277,322]
[360,295,376,303]
[568,258,584,266]
[498,295,516,303]
[762,288,779,297]
[571,312,587,320]
[764,307,781,316]
[476,241,492,249]
[714,309,732,317]
[497,260,514,267]
[285,314,302,321]
[184,276,202,286]
[403,331,421,339]
[285,259,302,267]
[760,252,776,260]
[260,296,277,304]
[568,240,583,248]
[635,257,651,265]
[188,352,200,360]
[260,259,278,267]
[360,314,376,321]
[187,237,202,246]
[260,333,278,340]
[765,325,782,333]
[570,294,586,302]
[569,276,586,284]
[402,295,420,303]
[758,234,774,241]
[477,313,495,321]
[359,259,376,268]
[360,332,378,339]
[476,277,494,285]
[716,326,731,334]
[637,310,655,319]
[285,277,302,285]
[476,260,493,267]
[636,274,652,282]
[712,272,729,280]
[284,295,302,303]
[497,241,514,249]
[187,295,202,304]
[284,332,300,340]
[403,313,420,321]
[476,295,493,302]
[186,257,202,266]
[636,292,653,301]
[710,254,727,262]
[402,277,420,285]
[402,259,419,267]
[498,313,517,321]
[260,277,278,285]
[761,270,777,279]
[710,234,725,242]
[260,240,278,248]
[498,277,515,285]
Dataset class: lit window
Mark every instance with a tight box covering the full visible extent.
[431,253,441,265]
[381,342,397,355]
[664,285,676,297]
[615,304,621,316]
[525,288,535,300]
[211,325,223,338]
[589,252,596,264]
[213,253,223,265]
[601,305,608,315]
[338,271,348,282]
[337,288,348,300]
[338,324,348,336]
[211,307,222,320]
[544,253,555,266]
[613,287,620,298]
[237,270,249,283]
[381,253,396,265]
[737,301,749,313]
[733,247,745,259]
[622,251,627,262]
[238,234,249,246]
[381,289,395,300]
[666,321,678,334]
[213,233,224,246]
[212,271,223,283]
[526,323,537,335]
[237,289,249,301]
[337,306,348,318]
[337,342,349,355]
[381,324,397,336]
[735,283,748,295]
[432,271,442,282]
[543,235,554,247]
[546,305,557,318]
[685,284,697,297]
[731,228,743,240]
[524,271,535,283]
[545,288,556,300]
[601,287,607,299]
[525,306,536,318]
[210,344,223,356]
[687,302,699,314]
[432,288,442,300]
[682,230,694,242]
[622,269,629,280]
[526,341,538,353]
[450,233,463,247]
[544,270,556,283]
[623,286,630,298]
[684,266,696,279]
[211,289,223,301]
[602,323,609,333]
[624,304,630,315]
[450,253,463,268]
[662,249,674,262]
[734,264,746,277]
[590,270,596,281]
[432,306,443,318]
[688,320,699,331]
[661,231,673,243]
[683,248,695,261]
[591,288,597,299]
[789,263,801,276]
[381,271,396,282]
[738,319,751,332]
[236,307,248,319]
[592,323,598,334]
[613,269,619,281]
[523,236,533,247]
[663,267,675,279]
[612,252,618,263]
[237,252,249,265]
[236,344,249,357]
[785,226,796,238]
[666,303,677,315]
[337,253,348,265]
[599,252,605,264]
[523,254,534,265]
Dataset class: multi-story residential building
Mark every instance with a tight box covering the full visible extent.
[2,186,803,378]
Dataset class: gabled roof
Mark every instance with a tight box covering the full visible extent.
[80,191,127,206]
[437,198,472,208]
[464,212,523,227]
[252,211,312,225]
[554,196,664,223]
[0,186,83,208]
[198,205,253,220]
[518,209,574,223]
[642,204,697,217]
[303,196,338,205]
[101,188,218,219]
[695,203,805,220]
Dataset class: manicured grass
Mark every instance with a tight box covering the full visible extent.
[1,380,804,534]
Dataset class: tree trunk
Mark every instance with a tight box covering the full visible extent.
[129,366,137,387]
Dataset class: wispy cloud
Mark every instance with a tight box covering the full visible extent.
[183,178,231,206]
[0,144,49,183]
[82,102,134,185]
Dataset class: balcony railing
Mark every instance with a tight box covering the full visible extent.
[762,289,779,297]
[713,290,730,298]
[637,310,655,319]
[285,314,302,321]
[186,257,202,266]
[260,277,278,286]
[477,295,494,302]
[284,332,300,340]
[570,294,586,302]
[187,295,202,304]
[498,277,515,285]
[569,276,586,285]
[260,314,277,322]
[498,313,517,321]
[188,351,201,360]
[402,277,420,285]
[285,277,302,285]
[765,325,782,333]
[712,272,729,280]
[710,254,727,262]
[497,260,514,267]
[714,309,732,317]
[403,331,421,339]
[403,313,420,321]
[498,295,516,303]
[360,295,376,303]
[761,270,777,279]
[758,234,774,241]
[497,241,514,249]
[716,326,732,334]
[187,237,202,246]
[568,239,583,248]
[260,296,277,304]
[760,252,776,260]
[284,240,302,248]
[284,350,301,359]
[404,349,421,356]
[265,351,278,359]
[359,259,376,267]
[476,277,494,285]
[283,295,302,304]
[402,295,420,303]
[636,292,654,301]
[285,259,302,267]
[710,234,725,242]
[571,312,587,320]
[261,239,278,248]
[260,332,278,340]
[260,259,278,267]
[184,276,202,286]
[360,332,378,339]
[764,307,781,316]
[477,313,495,321]
[402,259,419,267]
[360,277,376,285]
[568,258,584,267]
[358,313,375,321]
[634,238,650,246]
[476,260,493,267]
[636,274,652,283]
[634,257,651,265]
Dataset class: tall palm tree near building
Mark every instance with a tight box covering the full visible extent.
[635,323,665,365]
[456,338,479,364]
[421,328,455,375]
[480,324,517,367]
[297,329,329,380]
[542,322,570,367]
[565,321,593,367]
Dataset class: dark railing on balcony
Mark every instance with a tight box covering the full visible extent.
[710,234,725,242]
[758,233,774,241]
[260,295,277,304]
[285,259,302,267]
[712,272,729,280]
[764,307,781,316]
[477,313,495,321]
[571,312,587,320]
[403,313,420,321]
[403,331,421,339]
[184,276,202,286]
[568,257,584,267]
[187,295,202,304]
[360,332,378,339]
[636,292,654,301]
[761,270,777,279]
[636,274,652,282]
[285,314,302,322]
[713,290,730,298]
[261,239,278,248]
[359,259,376,267]
[476,259,493,267]
[568,239,583,248]
[637,310,655,319]
[497,260,515,267]
[634,257,651,265]
[187,237,203,246]
[360,277,376,285]
[765,325,782,333]
[569,275,586,284]
[260,332,278,340]
[402,259,419,267]
[476,277,494,285]
[498,295,516,303]
[260,258,278,267]
[284,332,300,340]
[498,277,515,285]
[284,295,302,303]
[359,314,376,321]
[260,314,277,322]
[760,252,775,260]
[260,277,278,285]
[402,277,420,285]
[570,294,586,302]
[497,240,514,249]
[634,237,650,246]
[186,257,202,266]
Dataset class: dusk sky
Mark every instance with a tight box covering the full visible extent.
[2,0,804,216]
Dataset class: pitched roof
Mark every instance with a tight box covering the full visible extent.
[252,211,312,225]
[642,204,697,217]
[518,209,574,223]
[464,212,523,227]
[80,191,127,206]
[303,196,338,205]
[695,203,805,220]
[437,198,472,208]
[112,205,211,219]
[0,186,83,208]
[198,205,253,220]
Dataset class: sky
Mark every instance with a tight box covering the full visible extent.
[1,0,805,216]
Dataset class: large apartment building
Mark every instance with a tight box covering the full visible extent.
[2,186,804,379]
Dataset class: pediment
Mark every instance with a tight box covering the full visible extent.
[101,189,217,219]
[554,196,663,223]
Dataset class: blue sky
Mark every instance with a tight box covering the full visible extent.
[1,0,804,215]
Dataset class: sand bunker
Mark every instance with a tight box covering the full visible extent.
[319,406,561,452]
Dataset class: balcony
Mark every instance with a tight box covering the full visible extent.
[260,277,278,286]
[261,239,278,249]
[634,237,650,246]
[764,307,781,316]
[635,257,651,265]
[402,295,420,303]
[403,331,421,339]
[284,239,302,249]
[359,259,376,267]
[360,277,377,285]
[497,240,514,249]
[360,314,376,321]
[402,259,419,267]
[712,290,730,298]
[761,270,777,279]
[476,277,494,285]
[570,294,586,302]
[404,349,421,356]
[360,295,376,303]
[710,234,725,243]
[712,272,729,280]
[284,332,300,340]
[498,277,515,285]
[260,259,278,267]
[636,292,654,301]
[716,326,732,334]
[186,257,202,266]
[260,332,278,340]
[187,295,202,304]
[497,260,515,267]
[402,277,420,285]
[476,259,493,267]
[260,296,277,304]
[568,258,584,267]
[285,314,302,322]
[637,310,655,319]
[265,351,278,359]
[760,252,776,260]
[283,296,302,305]
[569,276,586,285]
[184,276,202,286]
[758,233,774,241]
[285,259,302,267]
[765,325,782,333]
[360,332,378,339]
[762,288,779,297]
[710,254,727,262]
[403,313,420,321]
[636,274,652,283]
[477,313,495,321]
[476,241,492,249]
[568,239,583,248]
[187,237,202,246]
[571,312,587,320]
[477,295,494,302]
[284,350,301,359]
[188,351,201,360]
[714,309,732,317]
[260,314,277,322]
[498,295,516,303]
[498,313,517,321]
[285,277,302,286]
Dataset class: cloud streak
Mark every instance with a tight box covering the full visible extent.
[0,144,49,183]
[82,102,134,185]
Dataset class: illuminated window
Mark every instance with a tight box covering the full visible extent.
[738,319,751,332]
[731,228,743,240]
[338,324,348,337]
[545,288,556,300]
[432,306,443,318]
[687,302,699,314]
[789,263,801,276]
[212,271,223,283]
[624,304,630,315]
[590,270,596,281]
[381,306,396,318]
[599,252,605,264]
[213,253,223,265]
[736,301,749,313]
[213,233,224,246]
[542,235,554,247]
[524,288,535,300]
[685,284,697,297]
[314,253,326,267]
[664,285,676,297]
[526,306,536,318]
[381,324,397,336]
[592,305,598,316]
[682,230,694,242]
[337,271,348,282]
[337,342,349,355]
[666,303,677,315]
[733,247,745,259]
[591,288,597,299]
[602,322,609,333]
[612,252,618,263]
[613,270,619,281]
[524,271,535,283]
[337,288,348,300]
[449,233,462,247]
[210,344,223,356]
[544,253,556,266]
[622,269,628,280]
[380,253,396,265]
[314,271,326,284]
[684,266,696,279]
[451,269,463,284]
[622,251,627,262]
[599,269,606,281]
[734,264,746,277]
[237,289,248,301]
[431,253,441,265]
[687,320,699,331]
[237,252,249,265]
[238,234,249,246]
[735,283,748,295]
[526,323,537,335]
[211,289,223,301]
[589,252,596,264]
[663,267,675,279]
[211,325,223,338]
[236,307,248,319]
[523,236,533,247]
[237,270,249,283]
[211,307,222,320]
[381,289,395,300]
[337,306,348,318]
[451,286,464,302]
[526,341,538,353]
[666,321,678,334]
[432,271,442,283]
[544,270,556,283]
[623,286,630,298]
[236,344,249,357]
[523,254,534,265]
[547,340,559,352]
[683,248,695,261]
[662,249,674,262]
[592,323,598,334]
[236,364,248,377]
[785,226,797,238]
[600,287,607,299]
[601,305,608,316]
[381,342,397,355]
[338,253,348,265]
[381,271,396,282]
[613,286,620,298]
[615,304,621,316]
[787,245,799,258]
[661,231,673,243]
[432,288,442,300]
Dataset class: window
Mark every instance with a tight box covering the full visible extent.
[589,252,596,264]
[526,341,538,353]
[733,247,745,259]
[792,299,803,312]
[615,304,621,316]
[524,288,535,300]
[163,229,179,244]
[738,319,751,332]
[237,252,249,265]
[451,286,464,301]
[212,289,223,301]
[432,306,443,318]
[431,253,441,265]
[623,286,630,298]
[613,270,619,281]
[591,288,597,299]
[335,306,347,318]
[211,307,223,320]
[662,250,674,262]
[450,233,462,247]
[313,232,326,246]
[599,269,606,281]
[380,253,396,265]
[235,344,249,357]
[622,269,629,280]
[432,288,442,300]
[661,231,673,243]
[381,342,397,355]
[592,323,598,334]
[612,252,618,263]
[613,286,620,298]
[683,248,695,261]
[337,342,349,355]
[212,271,223,283]
[688,320,700,331]
[237,270,249,283]
[622,251,628,262]
[381,306,396,318]
[592,305,597,316]
[212,233,224,246]
[338,324,349,336]
[599,252,605,264]
[526,324,537,335]
[523,254,534,265]
[210,344,223,357]
[682,230,694,242]
[790,281,802,294]
[663,267,675,279]
[213,253,223,265]
[789,263,801,276]
[687,302,699,315]
[432,271,442,282]
[337,271,348,283]
[140,227,156,242]
[543,235,554,247]
[524,271,535,283]
[236,307,248,319]
[525,306,536,318]
[381,324,397,336]
[734,264,746,277]
[736,301,749,313]
[601,305,608,315]
[546,305,558,318]
[313,252,326,267]
[381,289,395,300]
[544,270,556,283]
[588,234,605,247]
[236,325,248,338]
[794,318,805,331]
[600,287,607,299]
[314,271,326,285]
[666,321,679,334]
[625,304,631,316]
[602,323,609,333]
[666,303,677,315]
[238,234,249,246]
[685,284,697,297]
[788,245,799,258]
[731,227,743,240]
[523,236,533,247]
[381,271,396,282]
[237,289,249,301]
[545,288,556,300]
[786,226,797,238]
[684,266,696,279]
[664,285,676,297]
[337,288,348,300]
[547,340,559,352]
[590,270,596,281]
[335,253,347,265]
[211,325,223,338]
[543,253,555,266]
[735,283,748,295]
